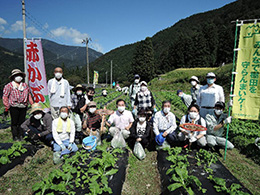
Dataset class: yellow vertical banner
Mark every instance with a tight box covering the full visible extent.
[93,71,99,85]
[233,23,260,120]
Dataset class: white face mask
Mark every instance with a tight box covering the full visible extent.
[76,91,82,95]
[163,107,170,114]
[134,79,140,84]
[118,106,125,112]
[178,93,184,98]
[60,112,68,119]
[191,81,197,86]
[34,113,42,120]
[189,112,198,119]
[138,117,146,122]
[141,86,147,92]
[215,109,223,115]
[55,72,62,79]
[89,108,96,114]
[14,76,23,83]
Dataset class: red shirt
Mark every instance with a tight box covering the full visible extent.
[3,82,33,109]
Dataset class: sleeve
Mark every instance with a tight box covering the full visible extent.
[69,119,76,143]
[205,114,215,134]
[28,93,34,105]
[47,79,52,97]
[142,122,151,139]
[66,81,72,107]
[129,111,134,123]
[40,114,52,136]
[200,118,207,135]
[129,84,132,97]
[134,93,139,106]
[166,114,177,134]
[107,114,114,125]
[150,92,155,107]
[196,87,202,107]
[179,115,188,132]
[52,119,63,146]
[219,86,225,103]
[153,113,160,136]
[3,84,11,108]
[21,118,30,132]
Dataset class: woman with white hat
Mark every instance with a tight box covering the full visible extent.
[189,76,202,102]
[3,69,34,141]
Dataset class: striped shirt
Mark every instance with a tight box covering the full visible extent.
[83,112,102,130]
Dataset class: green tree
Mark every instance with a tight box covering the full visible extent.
[131,37,155,82]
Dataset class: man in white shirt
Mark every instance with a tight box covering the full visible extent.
[153,100,178,146]
[197,72,225,118]
[48,67,72,119]
[107,99,134,139]
[52,107,78,154]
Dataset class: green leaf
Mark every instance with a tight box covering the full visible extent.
[104,169,118,176]
[186,187,194,195]
[229,183,242,192]
[168,183,183,191]
[20,148,27,153]
[32,182,43,191]
[0,156,10,164]
[12,151,21,157]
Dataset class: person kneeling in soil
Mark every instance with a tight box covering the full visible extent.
[52,107,78,158]
[107,99,134,141]
[205,101,234,153]
[21,103,53,146]
[178,104,207,147]
[153,100,178,147]
[82,101,106,145]
[129,109,151,150]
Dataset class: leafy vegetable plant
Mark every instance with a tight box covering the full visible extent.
[0,142,27,165]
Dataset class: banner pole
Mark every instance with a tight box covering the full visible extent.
[224,20,239,161]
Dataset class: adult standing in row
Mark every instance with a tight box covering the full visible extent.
[129,74,141,109]
[189,76,202,102]
[197,72,224,118]
[48,67,72,119]
[3,69,33,141]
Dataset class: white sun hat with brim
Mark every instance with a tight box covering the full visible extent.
[206,72,216,78]
[140,81,147,86]
[189,76,200,83]
[9,69,26,80]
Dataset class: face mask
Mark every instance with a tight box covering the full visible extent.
[60,112,68,119]
[189,112,198,119]
[134,79,140,84]
[191,81,197,86]
[89,108,96,114]
[34,113,42,120]
[118,106,125,112]
[139,117,146,122]
[163,107,170,114]
[55,72,62,79]
[141,86,147,92]
[76,91,82,95]
[215,109,223,115]
[14,76,23,83]
[178,93,183,98]
[207,78,215,84]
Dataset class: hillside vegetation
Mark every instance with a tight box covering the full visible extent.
[91,0,260,83]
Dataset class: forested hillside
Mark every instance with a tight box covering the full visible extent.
[91,0,260,83]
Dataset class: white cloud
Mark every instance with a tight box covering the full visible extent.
[10,20,41,36]
[27,26,41,35]
[11,20,23,32]
[51,26,89,44]
[0,17,7,32]
[91,42,104,53]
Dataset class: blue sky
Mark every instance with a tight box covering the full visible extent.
[0,0,236,54]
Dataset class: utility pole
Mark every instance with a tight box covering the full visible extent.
[82,38,91,84]
[22,0,27,83]
[105,71,108,87]
[111,60,113,88]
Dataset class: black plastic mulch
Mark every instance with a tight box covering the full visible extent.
[157,150,252,195]
[72,148,129,195]
[0,143,39,177]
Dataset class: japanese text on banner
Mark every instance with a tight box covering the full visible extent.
[26,39,50,111]
[233,23,260,120]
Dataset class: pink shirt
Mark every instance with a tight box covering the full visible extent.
[108,110,134,130]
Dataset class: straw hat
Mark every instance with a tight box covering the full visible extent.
[87,101,97,107]
[9,69,26,79]
[72,84,85,92]
[30,103,44,114]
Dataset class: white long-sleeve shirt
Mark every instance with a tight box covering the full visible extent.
[197,84,225,107]
[52,118,75,146]
[153,111,177,136]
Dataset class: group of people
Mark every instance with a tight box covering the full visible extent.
[3,68,234,162]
